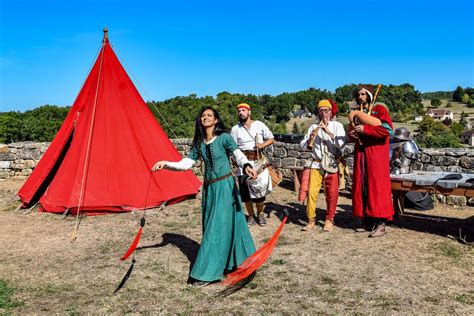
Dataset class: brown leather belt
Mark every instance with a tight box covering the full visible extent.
[203,172,232,186]
[243,150,259,160]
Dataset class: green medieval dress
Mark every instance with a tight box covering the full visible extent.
[188,133,256,282]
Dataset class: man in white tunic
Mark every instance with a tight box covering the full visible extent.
[231,103,275,226]
[299,99,346,231]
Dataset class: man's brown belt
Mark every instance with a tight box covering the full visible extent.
[203,172,232,186]
[243,150,259,160]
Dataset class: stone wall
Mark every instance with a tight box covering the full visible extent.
[1,140,473,180]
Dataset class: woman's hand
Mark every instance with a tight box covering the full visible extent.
[245,166,258,179]
[151,161,167,172]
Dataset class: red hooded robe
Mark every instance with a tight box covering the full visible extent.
[351,104,394,220]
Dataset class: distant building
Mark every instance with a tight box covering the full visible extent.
[460,129,474,146]
[425,109,453,121]
[414,115,423,122]
[290,108,312,118]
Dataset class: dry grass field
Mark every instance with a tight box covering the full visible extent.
[0,178,473,314]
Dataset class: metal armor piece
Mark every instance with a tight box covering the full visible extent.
[390,128,419,175]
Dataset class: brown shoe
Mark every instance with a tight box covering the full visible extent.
[369,223,386,238]
[302,219,316,231]
[323,219,334,232]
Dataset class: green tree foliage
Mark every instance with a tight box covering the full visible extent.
[415,116,461,148]
[0,85,464,144]
[421,91,453,99]
[461,93,470,104]
[0,105,70,143]
[451,122,464,137]
[291,122,300,134]
[335,83,423,115]
[459,111,468,129]
[453,86,464,102]
[430,98,442,107]
[148,88,331,138]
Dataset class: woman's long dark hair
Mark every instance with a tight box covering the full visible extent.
[191,106,228,154]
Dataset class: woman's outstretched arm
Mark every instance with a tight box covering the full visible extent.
[151,158,196,172]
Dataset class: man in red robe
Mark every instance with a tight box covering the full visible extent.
[348,85,394,237]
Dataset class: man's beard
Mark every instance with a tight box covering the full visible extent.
[239,115,249,123]
[357,99,368,107]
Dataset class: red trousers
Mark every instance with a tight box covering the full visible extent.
[324,172,339,221]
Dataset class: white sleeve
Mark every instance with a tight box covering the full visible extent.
[165,158,196,171]
[261,122,274,139]
[232,149,250,168]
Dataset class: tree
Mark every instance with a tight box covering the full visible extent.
[291,122,300,134]
[459,111,468,129]
[453,86,464,102]
[451,122,464,136]
[430,98,442,107]
[462,93,470,104]
[338,102,349,113]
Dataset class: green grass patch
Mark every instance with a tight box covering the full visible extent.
[437,242,462,260]
[28,282,74,298]
[321,276,337,285]
[0,279,23,310]
[270,259,286,265]
[454,291,474,305]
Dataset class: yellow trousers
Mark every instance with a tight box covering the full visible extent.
[306,168,323,220]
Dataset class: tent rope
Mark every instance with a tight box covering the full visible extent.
[71,43,106,241]
[111,43,178,139]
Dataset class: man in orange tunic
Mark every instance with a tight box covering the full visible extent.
[348,85,394,237]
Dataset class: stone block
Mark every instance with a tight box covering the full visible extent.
[21,168,33,176]
[430,155,456,166]
[459,156,474,169]
[271,158,282,168]
[435,194,446,204]
[446,195,467,207]
[0,161,12,169]
[0,144,9,153]
[0,170,8,179]
[282,157,297,168]
[446,165,462,173]
[423,165,443,172]
[420,154,431,163]
[17,148,42,160]
[273,148,287,158]
[287,150,299,158]
[0,153,15,161]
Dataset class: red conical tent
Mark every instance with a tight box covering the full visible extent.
[18,29,201,215]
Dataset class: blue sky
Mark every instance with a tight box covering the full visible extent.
[0,0,473,111]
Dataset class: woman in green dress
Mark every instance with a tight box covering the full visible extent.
[152,106,257,286]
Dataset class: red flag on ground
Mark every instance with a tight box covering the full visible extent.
[222,216,288,286]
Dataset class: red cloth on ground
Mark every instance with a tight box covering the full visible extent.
[351,104,394,221]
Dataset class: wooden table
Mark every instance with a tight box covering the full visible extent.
[391,171,474,216]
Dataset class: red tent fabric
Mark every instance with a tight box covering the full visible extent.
[18,32,201,215]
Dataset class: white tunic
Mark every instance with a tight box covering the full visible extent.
[230,120,274,176]
[299,121,346,169]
